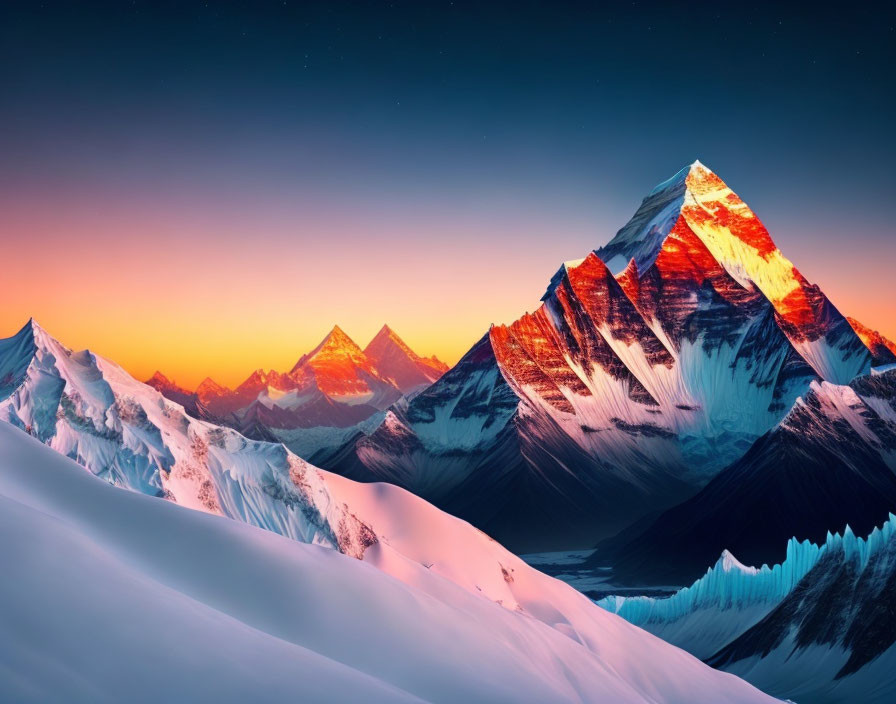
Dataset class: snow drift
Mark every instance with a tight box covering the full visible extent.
[0,420,779,703]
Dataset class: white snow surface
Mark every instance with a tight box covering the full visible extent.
[0,422,780,704]
[0,321,780,703]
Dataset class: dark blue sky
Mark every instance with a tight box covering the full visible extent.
[2,1,894,380]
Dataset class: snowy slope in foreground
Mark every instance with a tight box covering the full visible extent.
[599,517,896,703]
[0,423,778,704]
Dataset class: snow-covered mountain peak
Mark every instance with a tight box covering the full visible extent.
[319,324,364,356]
[292,325,369,371]
[363,324,448,392]
[146,370,171,386]
[717,549,759,575]
[334,164,878,552]
[601,159,789,281]
[196,376,229,395]
[365,324,419,361]
[847,316,896,366]
[594,162,869,382]
[144,370,193,396]
[13,317,59,354]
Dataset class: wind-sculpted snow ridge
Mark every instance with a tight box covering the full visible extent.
[0,320,377,557]
[0,320,525,595]
[0,423,781,704]
[329,161,874,551]
[601,515,896,704]
[364,324,449,393]
[598,539,824,658]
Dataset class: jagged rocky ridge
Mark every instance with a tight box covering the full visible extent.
[847,316,896,366]
[326,161,876,551]
[1,319,377,557]
[599,515,896,704]
[596,368,896,586]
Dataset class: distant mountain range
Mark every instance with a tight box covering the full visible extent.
[322,161,886,552]
[146,324,448,432]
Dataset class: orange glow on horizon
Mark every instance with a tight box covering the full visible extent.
[3,186,894,390]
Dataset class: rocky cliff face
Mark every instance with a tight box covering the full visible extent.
[328,162,878,552]
[597,368,896,586]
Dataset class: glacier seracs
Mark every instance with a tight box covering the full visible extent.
[599,515,896,703]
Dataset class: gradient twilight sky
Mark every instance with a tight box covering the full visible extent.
[2,1,894,388]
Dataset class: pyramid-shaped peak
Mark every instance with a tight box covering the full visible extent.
[196,377,227,394]
[5,317,66,356]
[646,160,719,198]
[683,159,732,194]
[366,324,415,355]
[599,160,766,275]
[296,326,367,369]
[716,549,758,575]
[235,368,270,389]
[377,324,401,339]
[686,159,712,180]
[363,325,447,390]
[16,317,46,340]
[595,162,870,382]
[147,370,172,385]
[320,325,362,350]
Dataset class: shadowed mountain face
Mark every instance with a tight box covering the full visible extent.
[598,515,896,704]
[363,324,448,393]
[598,369,896,586]
[706,519,896,702]
[325,162,877,552]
